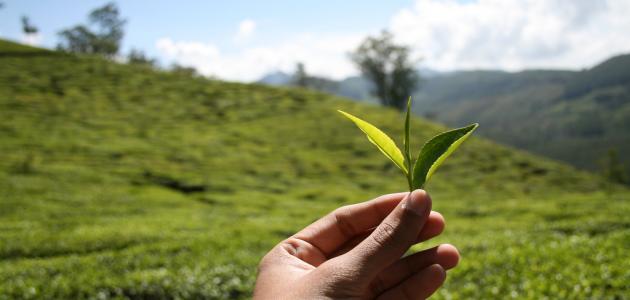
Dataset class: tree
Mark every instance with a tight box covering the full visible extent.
[57,25,97,54]
[57,2,126,57]
[350,30,419,110]
[600,148,628,185]
[171,63,199,77]
[290,62,340,92]
[127,49,156,67]
[293,62,309,87]
[21,16,38,34]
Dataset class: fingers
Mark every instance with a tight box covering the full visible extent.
[370,244,459,296]
[376,264,446,300]
[417,211,445,241]
[292,192,407,259]
[344,189,432,277]
[330,211,445,258]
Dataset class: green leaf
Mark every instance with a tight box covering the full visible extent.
[403,97,413,190]
[412,123,478,189]
[338,110,408,175]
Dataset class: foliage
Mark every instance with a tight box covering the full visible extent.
[411,123,477,190]
[293,62,308,87]
[339,98,477,191]
[21,16,38,34]
[57,2,126,57]
[338,110,408,173]
[127,49,156,67]
[350,30,419,110]
[0,39,628,299]
[600,149,628,185]
[170,63,199,77]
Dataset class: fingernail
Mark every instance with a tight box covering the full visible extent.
[402,190,430,216]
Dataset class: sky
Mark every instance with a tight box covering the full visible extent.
[1,0,630,82]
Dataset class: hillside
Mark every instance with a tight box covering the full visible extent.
[1,39,629,299]
[260,55,630,176]
[412,55,630,174]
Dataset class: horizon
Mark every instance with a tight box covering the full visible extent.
[1,0,629,82]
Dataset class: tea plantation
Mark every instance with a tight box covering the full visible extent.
[0,40,628,299]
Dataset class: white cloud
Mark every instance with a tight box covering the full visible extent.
[21,33,42,46]
[156,0,630,82]
[156,33,363,82]
[389,0,630,71]
[156,38,220,62]
[234,19,256,43]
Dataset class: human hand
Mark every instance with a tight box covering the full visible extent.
[253,190,460,299]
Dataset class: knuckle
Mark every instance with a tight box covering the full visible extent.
[281,238,300,256]
[333,206,359,238]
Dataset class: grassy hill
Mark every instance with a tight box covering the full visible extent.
[261,56,630,177]
[412,56,630,175]
[1,39,629,299]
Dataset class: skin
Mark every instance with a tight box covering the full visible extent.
[254,189,460,299]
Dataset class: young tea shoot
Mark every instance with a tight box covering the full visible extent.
[338,98,478,191]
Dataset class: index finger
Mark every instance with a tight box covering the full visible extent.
[292,192,407,258]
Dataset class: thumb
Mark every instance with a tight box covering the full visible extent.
[343,189,432,277]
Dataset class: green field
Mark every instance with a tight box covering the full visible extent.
[0,39,629,299]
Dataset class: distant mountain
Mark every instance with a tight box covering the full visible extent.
[418,67,444,78]
[258,71,292,86]
[412,54,630,173]
[257,69,439,100]
[257,54,630,175]
[563,54,630,99]
[257,72,378,103]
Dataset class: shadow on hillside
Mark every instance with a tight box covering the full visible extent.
[141,171,207,194]
[0,51,62,57]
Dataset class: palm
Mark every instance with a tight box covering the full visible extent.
[254,191,459,299]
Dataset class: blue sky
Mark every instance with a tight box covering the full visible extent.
[0,0,411,61]
[2,0,630,81]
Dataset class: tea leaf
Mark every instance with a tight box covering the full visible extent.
[412,123,478,189]
[338,110,408,175]
[403,97,413,190]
